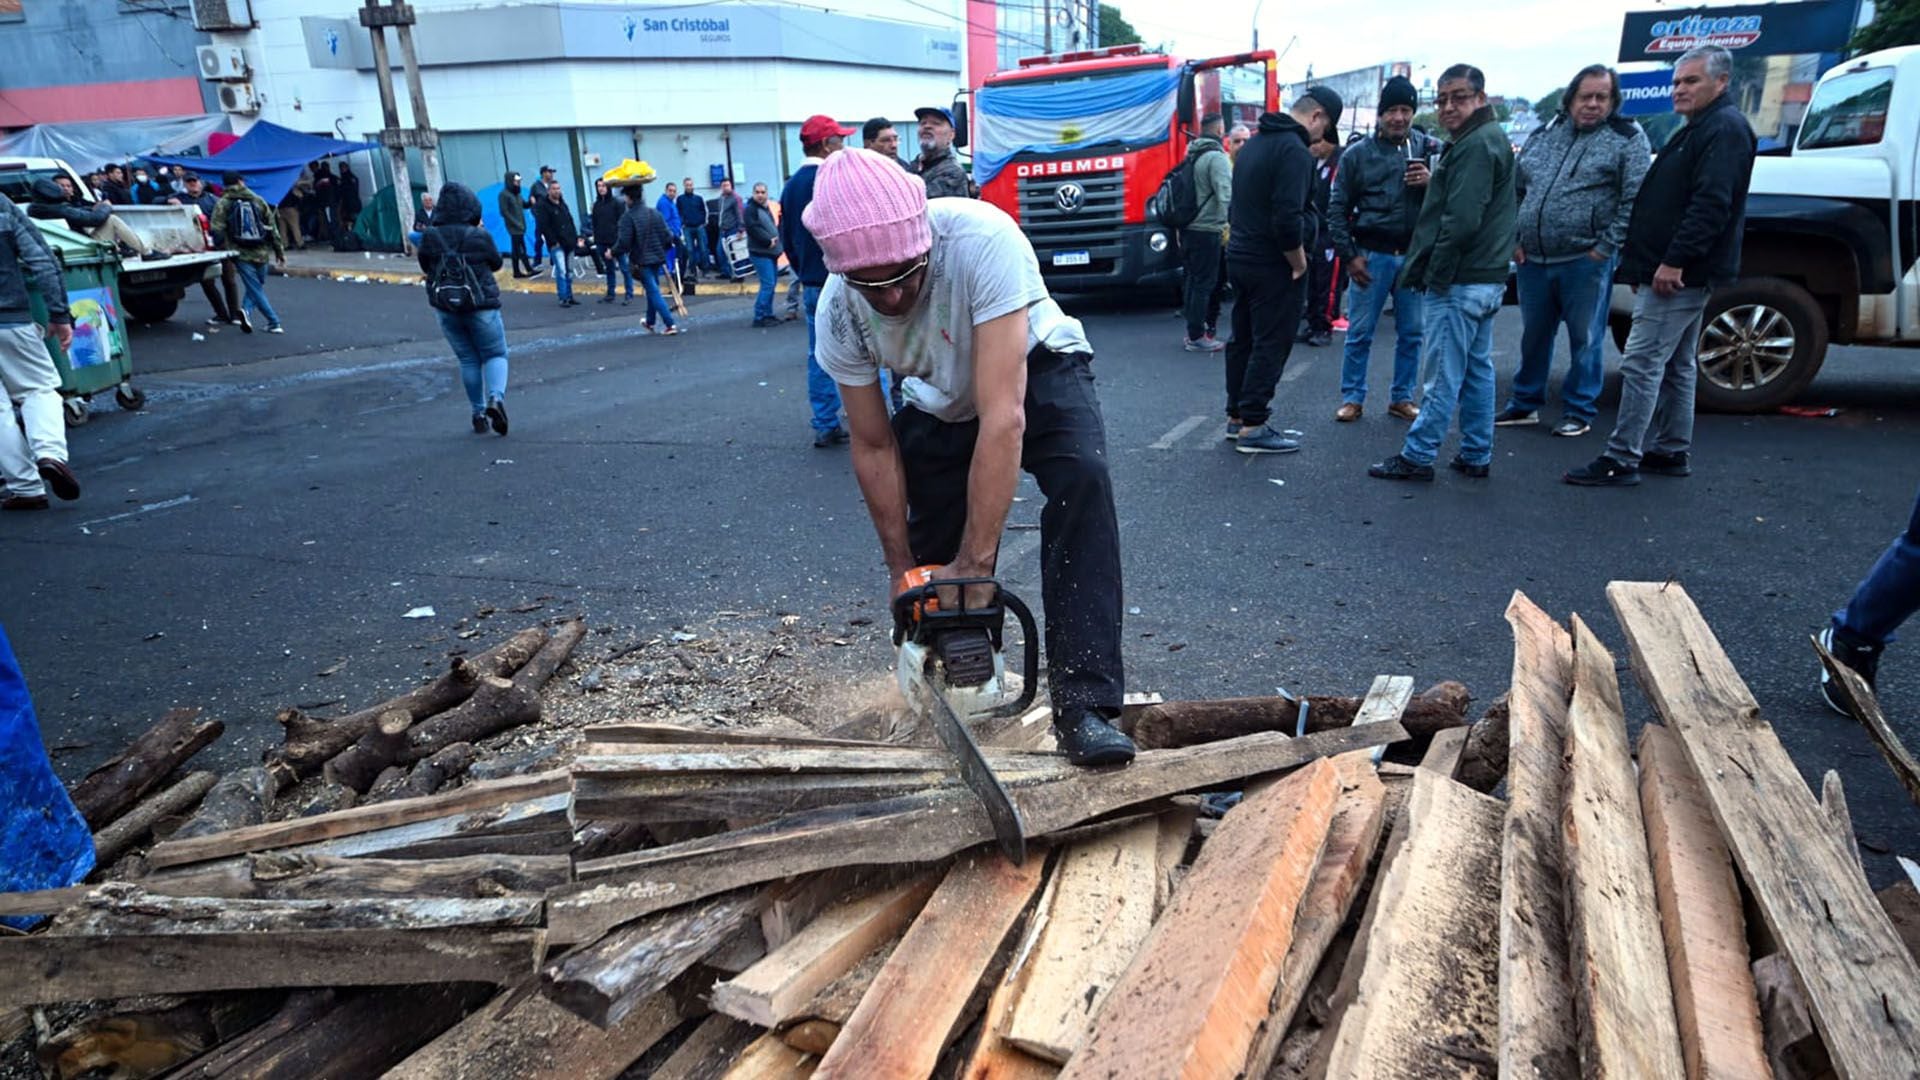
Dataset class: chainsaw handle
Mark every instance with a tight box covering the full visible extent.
[994,590,1040,719]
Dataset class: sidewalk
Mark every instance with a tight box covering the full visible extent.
[277,247,759,297]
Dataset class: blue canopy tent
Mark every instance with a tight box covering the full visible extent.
[142,121,377,208]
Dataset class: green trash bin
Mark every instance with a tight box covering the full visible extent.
[26,219,142,427]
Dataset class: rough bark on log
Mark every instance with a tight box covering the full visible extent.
[90,770,217,869]
[68,708,225,830]
[511,618,588,692]
[173,766,287,842]
[325,711,413,794]
[388,743,477,801]
[292,780,357,819]
[1455,693,1510,793]
[367,767,410,801]
[401,677,542,763]
[1127,681,1468,750]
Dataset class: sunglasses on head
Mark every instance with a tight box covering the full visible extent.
[845,258,927,293]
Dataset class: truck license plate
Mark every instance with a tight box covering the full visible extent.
[1051,251,1091,267]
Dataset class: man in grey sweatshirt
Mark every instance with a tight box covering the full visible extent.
[1181,113,1234,351]
[1498,64,1650,437]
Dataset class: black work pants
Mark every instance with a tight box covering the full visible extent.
[199,259,240,322]
[1179,228,1224,342]
[1223,258,1304,427]
[1304,248,1338,334]
[892,346,1125,717]
[507,233,532,276]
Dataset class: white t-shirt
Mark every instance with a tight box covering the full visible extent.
[816,198,1091,424]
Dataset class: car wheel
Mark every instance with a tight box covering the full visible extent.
[1693,278,1827,413]
[121,292,180,324]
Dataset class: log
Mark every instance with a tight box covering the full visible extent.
[1065,760,1338,1080]
[1752,953,1835,1080]
[511,616,587,689]
[144,851,571,900]
[1499,591,1579,1079]
[1318,770,1503,1077]
[67,707,225,829]
[1126,680,1464,749]
[387,742,477,801]
[651,1014,762,1080]
[162,985,492,1079]
[1611,580,1920,1076]
[90,770,217,868]
[1455,692,1510,792]
[1562,614,1685,1079]
[1812,633,1920,807]
[325,710,414,793]
[388,975,688,1080]
[172,765,286,842]
[549,723,1407,944]
[814,851,1047,1080]
[291,779,357,818]
[1637,724,1769,1080]
[541,887,768,1029]
[367,766,410,800]
[401,676,541,763]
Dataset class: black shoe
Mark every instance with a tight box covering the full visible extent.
[812,426,849,448]
[472,414,489,434]
[598,296,616,304]
[1818,626,1882,716]
[1,494,48,511]
[35,458,79,501]
[752,317,782,328]
[1448,455,1490,478]
[1368,453,1434,481]
[1564,455,1640,486]
[236,309,253,334]
[1494,406,1539,427]
[1053,711,1137,767]
[1306,332,1332,348]
[485,397,509,436]
[621,296,632,306]
[1642,450,1692,477]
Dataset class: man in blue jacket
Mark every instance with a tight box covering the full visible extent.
[781,114,856,448]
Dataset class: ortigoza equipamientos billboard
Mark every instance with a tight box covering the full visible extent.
[1618,1,1854,62]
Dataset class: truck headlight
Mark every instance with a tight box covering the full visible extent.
[1149,232,1168,253]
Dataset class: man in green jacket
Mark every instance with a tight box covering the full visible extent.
[1368,64,1515,481]
[1180,113,1233,351]
[210,171,286,334]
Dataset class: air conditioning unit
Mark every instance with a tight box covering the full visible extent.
[197,45,250,81]
[217,83,261,115]
[192,0,255,32]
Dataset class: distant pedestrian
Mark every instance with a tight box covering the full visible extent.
[338,164,362,231]
[1179,113,1232,353]
[745,182,781,327]
[532,180,580,307]
[914,107,971,198]
[211,171,286,334]
[1820,487,1920,711]
[175,172,242,329]
[782,114,856,445]
[1566,45,1755,487]
[0,193,79,511]
[611,184,679,335]
[590,179,631,304]
[863,117,911,170]
[1298,130,1343,348]
[498,172,535,278]
[418,183,509,435]
[1498,64,1650,439]
[656,182,684,286]
[1226,124,1251,162]
[529,165,557,264]
[676,178,710,280]
[129,166,165,206]
[97,164,132,206]
[1368,64,1515,482]
[1223,86,1340,454]
[1327,74,1436,423]
[716,179,747,280]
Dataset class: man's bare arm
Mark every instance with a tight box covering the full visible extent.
[946,307,1028,579]
[841,380,915,581]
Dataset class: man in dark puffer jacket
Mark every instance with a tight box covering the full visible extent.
[610,185,678,334]
[417,183,510,435]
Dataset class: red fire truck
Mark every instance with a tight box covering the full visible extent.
[969,44,1279,291]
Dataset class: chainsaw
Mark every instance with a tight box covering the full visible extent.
[891,567,1040,864]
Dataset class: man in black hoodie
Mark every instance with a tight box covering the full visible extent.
[589,180,631,303]
[498,172,535,278]
[1224,85,1341,454]
[531,180,579,307]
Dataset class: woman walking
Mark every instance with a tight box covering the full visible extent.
[417,183,510,434]
[745,182,781,327]
[611,184,679,334]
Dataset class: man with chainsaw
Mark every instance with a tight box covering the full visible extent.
[808,148,1136,767]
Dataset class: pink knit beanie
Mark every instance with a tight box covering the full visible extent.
[803,148,932,273]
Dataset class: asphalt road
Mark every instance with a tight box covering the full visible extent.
[8,274,1920,885]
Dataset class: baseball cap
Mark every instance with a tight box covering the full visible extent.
[1299,86,1344,130]
[800,114,856,144]
[538,164,555,173]
[914,106,955,128]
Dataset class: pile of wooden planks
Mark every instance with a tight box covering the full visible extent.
[5,585,1919,1080]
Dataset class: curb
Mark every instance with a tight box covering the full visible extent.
[279,263,761,298]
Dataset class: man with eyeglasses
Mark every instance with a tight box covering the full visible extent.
[806,148,1137,767]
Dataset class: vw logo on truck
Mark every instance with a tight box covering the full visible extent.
[1054,182,1085,213]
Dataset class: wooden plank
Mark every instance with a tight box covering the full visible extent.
[1609,580,1920,1078]
[584,721,894,748]
[813,851,1047,1079]
[573,744,1058,776]
[650,1014,763,1080]
[959,866,1063,1080]
[1563,613,1686,1079]
[1319,770,1503,1077]
[1500,590,1581,1079]
[1821,770,1866,877]
[777,930,903,1056]
[388,978,684,1080]
[550,723,1405,943]
[712,876,938,1028]
[1418,725,1468,775]
[43,887,542,935]
[140,851,570,900]
[1062,758,1340,1080]
[724,1033,819,1079]
[1153,802,1197,916]
[145,771,568,869]
[1811,633,1920,807]
[573,761,1077,823]
[541,887,768,1028]
[162,985,491,1079]
[1002,817,1160,1063]
[1753,953,1836,1080]
[1638,723,1770,1080]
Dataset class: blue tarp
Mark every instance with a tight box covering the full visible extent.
[143,121,378,207]
[0,621,94,930]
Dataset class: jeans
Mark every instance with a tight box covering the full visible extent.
[803,284,842,435]
[234,260,280,328]
[0,323,64,496]
[1340,249,1422,406]
[681,226,708,273]
[435,307,508,413]
[1604,286,1710,466]
[1179,228,1224,342]
[1509,255,1613,422]
[1223,258,1304,428]
[637,265,676,330]
[1835,484,1920,646]
[1400,283,1504,467]
[893,346,1124,716]
[550,249,573,302]
[751,255,777,320]
[604,252,634,298]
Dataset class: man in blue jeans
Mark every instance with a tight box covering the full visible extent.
[1822,486,1920,712]
[676,178,709,280]
[1368,64,1515,481]
[1498,65,1649,439]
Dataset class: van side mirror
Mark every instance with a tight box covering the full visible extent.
[952,100,970,148]
[1177,74,1196,128]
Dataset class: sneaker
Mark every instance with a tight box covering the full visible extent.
[1494,406,1539,427]
[236,310,253,334]
[1552,418,1591,438]
[528,266,548,279]
[1,494,48,511]
[1642,450,1692,477]
[752,317,781,328]
[267,325,284,334]
[35,458,79,501]
[598,296,616,304]
[472,414,489,434]
[1332,318,1349,332]
[205,316,225,327]
[1368,453,1434,481]
[1235,424,1302,454]
[1184,337,1224,353]
[812,426,849,448]
[1386,401,1420,422]
[484,397,509,436]
[1223,418,1243,441]
[1305,332,1332,348]
[1818,625,1882,716]
[1053,711,1137,767]
[1448,455,1490,478]
[1564,455,1639,486]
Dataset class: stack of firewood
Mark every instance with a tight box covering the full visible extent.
[3,585,1918,1080]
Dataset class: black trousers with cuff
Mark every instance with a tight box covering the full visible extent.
[891,345,1126,718]
[1223,257,1305,428]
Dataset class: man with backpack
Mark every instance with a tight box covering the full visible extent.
[211,171,286,334]
[1173,114,1232,353]
[418,183,509,435]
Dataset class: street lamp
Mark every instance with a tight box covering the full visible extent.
[1252,0,1263,50]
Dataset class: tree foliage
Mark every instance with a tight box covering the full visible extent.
[1098,4,1144,46]
[1535,87,1564,116]
[1854,0,1920,52]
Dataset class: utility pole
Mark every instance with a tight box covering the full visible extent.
[359,0,441,251]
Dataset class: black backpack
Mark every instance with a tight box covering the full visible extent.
[230,197,267,247]
[1156,144,1214,230]
[427,227,485,313]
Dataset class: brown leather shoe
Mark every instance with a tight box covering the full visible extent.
[1334,402,1362,422]
[2,494,49,511]
[36,457,79,501]
[1387,401,1421,422]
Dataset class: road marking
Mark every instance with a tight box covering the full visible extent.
[78,494,194,535]
[1280,359,1314,384]
[1150,415,1210,450]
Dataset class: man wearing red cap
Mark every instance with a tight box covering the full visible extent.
[783,115,857,447]
[806,149,1136,766]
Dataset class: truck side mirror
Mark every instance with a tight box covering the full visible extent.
[1177,75,1196,128]
[952,100,970,148]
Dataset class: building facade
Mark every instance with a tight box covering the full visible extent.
[0,0,212,127]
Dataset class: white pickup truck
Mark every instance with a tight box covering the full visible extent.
[1612,45,1920,412]
[0,156,230,324]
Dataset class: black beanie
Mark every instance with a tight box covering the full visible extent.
[1380,75,1419,113]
